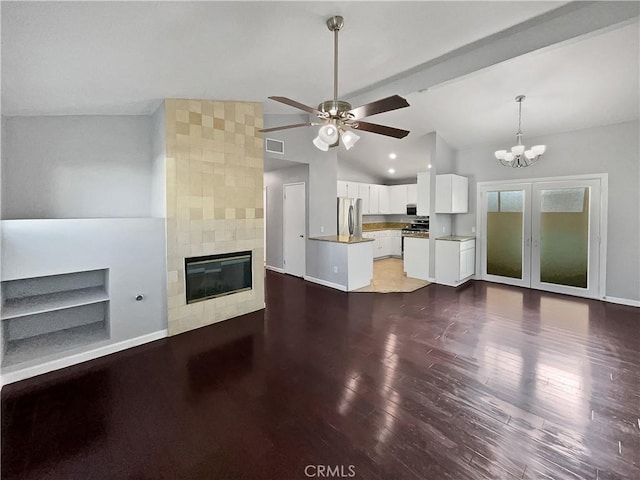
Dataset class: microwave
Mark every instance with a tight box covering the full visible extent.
[406,204,417,215]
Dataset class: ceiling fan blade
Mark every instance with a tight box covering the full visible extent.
[259,122,313,133]
[347,95,410,119]
[352,121,410,139]
[268,96,323,116]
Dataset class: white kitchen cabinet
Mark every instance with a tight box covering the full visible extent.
[407,184,417,205]
[388,185,408,214]
[359,184,371,214]
[390,230,402,257]
[378,186,390,214]
[403,236,430,280]
[435,174,468,213]
[337,181,361,199]
[369,184,380,214]
[337,181,348,198]
[417,172,430,216]
[435,238,475,286]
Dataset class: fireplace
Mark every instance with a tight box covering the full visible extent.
[185,251,252,304]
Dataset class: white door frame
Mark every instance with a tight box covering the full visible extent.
[476,173,608,300]
[283,182,306,277]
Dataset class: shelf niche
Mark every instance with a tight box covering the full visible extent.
[2,269,110,367]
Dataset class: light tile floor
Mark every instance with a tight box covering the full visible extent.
[354,258,430,293]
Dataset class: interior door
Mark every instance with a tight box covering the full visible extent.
[480,184,532,288]
[530,179,601,297]
[283,183,306,277]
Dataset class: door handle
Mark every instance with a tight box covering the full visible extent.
[299,235,304,238]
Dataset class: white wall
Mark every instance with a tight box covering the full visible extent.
[264,164,309,269]
[338,158,384,184]
[454,120,640,301]
[2,115,153,219]
[1,218,167,373]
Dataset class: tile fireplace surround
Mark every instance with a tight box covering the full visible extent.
[165,99,265,335]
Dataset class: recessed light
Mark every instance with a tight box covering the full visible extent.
[427,164,432,169]
[388,168,395,174]
[389,153,397,160]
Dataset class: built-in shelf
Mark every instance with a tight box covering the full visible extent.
[2,286,109,320]
[1,269,110,368]
[2,321,110,368]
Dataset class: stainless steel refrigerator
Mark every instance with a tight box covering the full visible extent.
[337,197,363,237]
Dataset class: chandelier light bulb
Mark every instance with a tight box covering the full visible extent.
[531,145,546,155]
[511,145,525,155]
[494,150,507,160]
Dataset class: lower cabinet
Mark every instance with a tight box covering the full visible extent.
[363,230,402,259]
[435,238,475,287]
[403,237,430,280]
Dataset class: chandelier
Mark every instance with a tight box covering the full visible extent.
[494,95,546,168]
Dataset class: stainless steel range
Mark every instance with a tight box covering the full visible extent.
[401,218,429,236]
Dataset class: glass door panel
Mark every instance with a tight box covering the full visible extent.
[531,180,601,298]
[539,188,589,288]
[481,184,531,288]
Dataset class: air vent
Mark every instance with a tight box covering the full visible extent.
[265,138,284,155]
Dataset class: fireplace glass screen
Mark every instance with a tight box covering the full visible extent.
[185,251,252,304]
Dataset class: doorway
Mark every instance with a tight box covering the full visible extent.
[283,182,306,277]
[478,175,606,299]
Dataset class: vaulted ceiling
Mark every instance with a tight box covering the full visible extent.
[2,1,638,180]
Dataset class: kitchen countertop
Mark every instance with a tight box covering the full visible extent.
[362,222,407,232]
[309,235,375,244]
[436,235,476,242]
[402,233,429,239]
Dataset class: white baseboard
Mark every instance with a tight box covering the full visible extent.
[304,275,347,292]
[1,330,168,386]
[265,265,285,274]
[604,296,640,307]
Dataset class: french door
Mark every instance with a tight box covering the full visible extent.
[479,177,604,299]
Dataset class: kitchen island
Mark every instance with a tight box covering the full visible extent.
[307,235,374,291]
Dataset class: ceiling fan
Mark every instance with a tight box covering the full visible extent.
[259,15,411,151]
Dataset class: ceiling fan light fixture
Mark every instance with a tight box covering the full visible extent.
[313,136,330,151]
[340,129,360,150]
[260,15,410,150]
[318,124,339,144]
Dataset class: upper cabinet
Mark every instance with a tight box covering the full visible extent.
[337,181,360,199]
[388,185,407,214]
[338,181,416,215]
[435,174,468,213]
[378,186,390,214]
[417,172,430,216]
[407,184,418,205]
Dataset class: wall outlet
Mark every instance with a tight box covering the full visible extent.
[333,266,338,273]
[471,226,476,233]
[320,226,324,233]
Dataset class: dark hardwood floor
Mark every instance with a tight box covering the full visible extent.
[2,272,639,479]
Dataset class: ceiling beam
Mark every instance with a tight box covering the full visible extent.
[346,1,639,106]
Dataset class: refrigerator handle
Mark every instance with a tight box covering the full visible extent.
[348,205,354,236]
